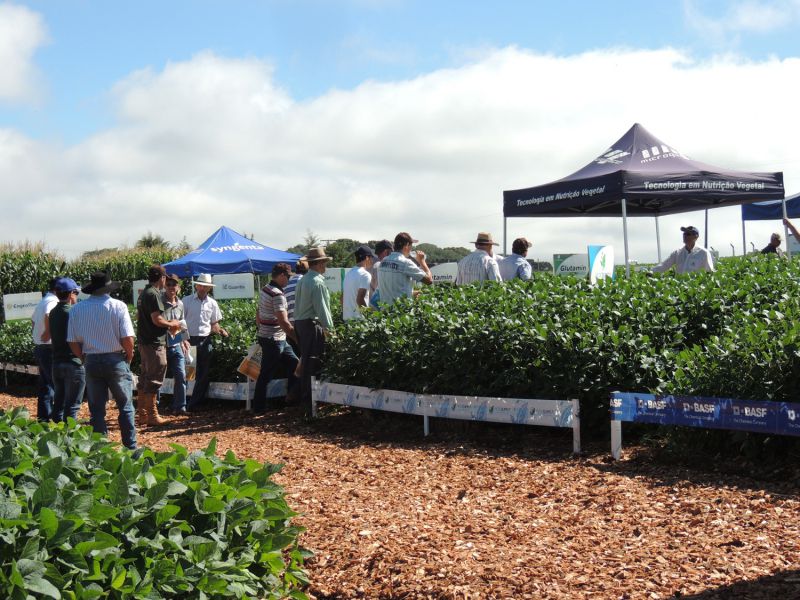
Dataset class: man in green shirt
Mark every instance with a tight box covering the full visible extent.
[294,247,334,415]
[136,264,180,426]
[49,277,84,422]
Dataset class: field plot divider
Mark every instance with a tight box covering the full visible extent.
[312,379,581,453]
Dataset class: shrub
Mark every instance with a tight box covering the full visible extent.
[0,407,310,599]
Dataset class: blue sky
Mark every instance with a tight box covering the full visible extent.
[2,1,800,259]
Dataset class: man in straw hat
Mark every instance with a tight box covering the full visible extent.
[293,247,334,415]
[456,232,503,285]
[183,273,229,411]
[67,271,138,450]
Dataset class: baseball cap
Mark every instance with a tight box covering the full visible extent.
[355,244,378,262]
[54,277,80,293]
[680,226,700,236]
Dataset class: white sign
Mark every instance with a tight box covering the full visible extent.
[430,262,458,284]
[212,273,255,300]
[588,245,615,284]
[132,279,148,302]
[323,268,344,294]
[788,233,800,257]
[553,254,589,278]
[3,291,42,321]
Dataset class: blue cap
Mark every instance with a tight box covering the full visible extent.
[54,277,80,293]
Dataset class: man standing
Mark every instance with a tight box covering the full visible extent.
[284,258,308,325]
[163,274,190,415]
[369,239,393,307]
[378,232,433,307]
[343,245,377,321]
[652,226,715,274]
[183,273,228,411]
[254,263,299,412]
[761,233,785,257]
[49,278,85,422]
[294,248,334,415]
[456,232,502,285]
[31,277,59,421]
[499,237,533,282]
[67,272,137,450]
[136,265,180,426]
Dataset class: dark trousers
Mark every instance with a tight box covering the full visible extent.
[295,319,325,415]
[187,335,212,409]
[84,353,137,450]
[253,337,299,412]
[52,361,86,422]
[33,344,54,421]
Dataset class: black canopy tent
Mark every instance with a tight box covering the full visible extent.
[503,124,785,273]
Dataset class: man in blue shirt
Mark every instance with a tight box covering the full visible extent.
[499,237,533,282]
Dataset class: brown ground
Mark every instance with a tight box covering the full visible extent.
[2,387,798,599]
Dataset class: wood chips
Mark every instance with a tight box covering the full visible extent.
[2,390,798,599]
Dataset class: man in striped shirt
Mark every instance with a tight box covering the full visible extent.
[283,258,308,324]
[253,263,298,412]
[455,232,503,285]
[67,272,137,450]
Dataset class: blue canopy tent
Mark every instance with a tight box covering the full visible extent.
[163,226,301,277]
[504,124,784,274]
[740,193,800,254]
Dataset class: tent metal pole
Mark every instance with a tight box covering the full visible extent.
[742,220,747,255]
[782,196,790,257]
[503,217,508,256]
[622,198,630,277]
[655,216,662,262]
[704,209,709,248]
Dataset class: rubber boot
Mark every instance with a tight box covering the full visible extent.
[146,393,167,426]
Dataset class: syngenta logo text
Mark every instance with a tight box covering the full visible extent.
[210,243,265,253]
[594,148,630,165]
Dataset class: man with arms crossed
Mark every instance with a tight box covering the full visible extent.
[67,272,137,450]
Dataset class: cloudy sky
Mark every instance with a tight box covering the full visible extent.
[2,1,800,262]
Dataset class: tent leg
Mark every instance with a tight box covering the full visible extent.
[704,209,709,248]
[503,217,507,256]
[782,197,790,257]
[655,216,662,262]
[742,220,747,255]
[622,198,630,277]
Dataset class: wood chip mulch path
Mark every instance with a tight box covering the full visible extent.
[2,388,799,599]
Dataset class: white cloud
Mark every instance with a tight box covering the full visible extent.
[0,3,47,103]
[2,46,800,265]
[684,0,800,44]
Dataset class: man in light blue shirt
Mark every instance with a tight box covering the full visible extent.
[378,232,433,306]
[499,237,533,282]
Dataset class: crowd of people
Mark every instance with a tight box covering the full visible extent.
[29,223,792,447]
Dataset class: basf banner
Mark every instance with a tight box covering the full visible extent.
[588,245,614,284]
[212,274,255,300]
[553,254,588,278]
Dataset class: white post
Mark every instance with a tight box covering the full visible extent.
[742,219,747,255]
[246,377,252,411]
[571,399,581,454]
[704,209,709,248]
[611,420,622,460]
[423,415,430,436]
[782,196,790,256]
[655,216,662,262]
[503,217,508,256]
[621,198,631,277]
[311,378,318,417]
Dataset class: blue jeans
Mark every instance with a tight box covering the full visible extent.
[188,335,212,409]
[52,361,86,422]
[33,344,54,421]
[84,353,137,450]
[253,337,299,411]
[167,345,187,411]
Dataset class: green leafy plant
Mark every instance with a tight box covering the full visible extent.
[0,407,310,599]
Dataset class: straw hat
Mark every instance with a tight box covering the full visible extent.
[192,273,216,287]
[472,232,499,246]
[303,247,333,263]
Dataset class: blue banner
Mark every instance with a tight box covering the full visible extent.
[610,392,800,437]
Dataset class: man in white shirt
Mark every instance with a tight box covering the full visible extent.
[378,232,433,306]
[499,237,533,282]
[183,274,229,411]
[456,232,503,285]
[31,277,60,421]
[343,245,378,321]
[652,226,715,274]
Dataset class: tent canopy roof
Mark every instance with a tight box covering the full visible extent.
[741,192,800,221]
[504,123,784,217]
[163,226,301,277]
